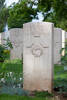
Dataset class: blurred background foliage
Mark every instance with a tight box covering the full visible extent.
[0,0,9,32]
[0,45,10,62]
[0,0,67,32]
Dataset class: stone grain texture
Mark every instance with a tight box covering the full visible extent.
[9,28,23,59]
[0,32,5,45]
[62,30,66,56]
[23,22,54,93]
[54,28,62,64]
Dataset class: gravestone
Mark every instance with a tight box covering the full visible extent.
[0,34,1,44]
[23,22,54,93]
[9,28,23,59]
[54,28,62,64]
[0,32,5,45]
[62,30,66,56]
[65,32,67,50]
[66,32,67,39]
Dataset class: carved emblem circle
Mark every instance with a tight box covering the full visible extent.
[32,46,43,57]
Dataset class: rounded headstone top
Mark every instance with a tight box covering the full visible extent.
[23,22,54,27]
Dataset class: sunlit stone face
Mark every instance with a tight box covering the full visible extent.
[9,28,23,59]
[54,28,62,64]
[23,22,54,93]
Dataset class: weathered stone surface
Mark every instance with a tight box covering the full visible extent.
[65,31,67,39]
[0,32,5,45]
[62,30,66,48]
[9,28,23,59]
[54,28,62,64]
[62,30,66,56]
[0,34,1,44]
[23,22,54,93]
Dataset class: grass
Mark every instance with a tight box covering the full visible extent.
[54,64,67,79]
[54,64,67,93]
[0,94,53,100]
[1,59,22,73]
[0,59,23,92]
[0,60,67,80]
[1,60,67,78]
[0,59,67,99]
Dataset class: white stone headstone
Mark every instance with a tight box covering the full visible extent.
[0,32,5,45]
[9,28,23,59]
[62,30,66,56]
[65,32,67,40]
[0,34,1,44]
[23,22,54,92]
[54,28,62,64]
[62,30,66,48]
